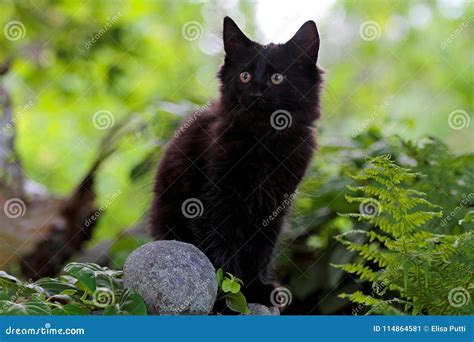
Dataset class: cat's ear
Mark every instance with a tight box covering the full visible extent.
[286,21,320,65]
[223,17,252,58]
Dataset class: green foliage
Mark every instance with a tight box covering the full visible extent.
[344,155,443,237]
[216,269,250,314]
[0,263,147,315]
[322,1,473,154]
[277,130,472,314]
[334,155,473,315]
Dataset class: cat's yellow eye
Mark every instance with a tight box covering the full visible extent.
[271,73,284,85]
[239,71,251,83]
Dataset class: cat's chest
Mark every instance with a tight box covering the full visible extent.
[208,134,307,193]
[218,137,285,173]
[200,132,312,222]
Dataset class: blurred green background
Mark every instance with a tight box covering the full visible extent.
[0,0,472,314]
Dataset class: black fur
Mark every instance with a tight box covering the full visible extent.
[150,17,323,305]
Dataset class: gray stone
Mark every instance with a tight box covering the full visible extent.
[247,303,280,315]
[123,240,218,315]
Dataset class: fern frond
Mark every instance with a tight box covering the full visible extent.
[335,154,473,315]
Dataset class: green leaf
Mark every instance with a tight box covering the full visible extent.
[103,305,120,315]
[63,262,122,293]
[51,303,90,315]
[64,263,98,292]
[225,292,250,314]
[0,271,22,293]
[216,269,224,287]
[33,278,80,295]
[229,282,241,294]
[0,292,10,300]
[403,261,412,293]
[61,289,79,296]
[0,271,21,284]
[459,211,474,225]
[221,279,232,293]
[113,289,147,315]
[0,298,50,315]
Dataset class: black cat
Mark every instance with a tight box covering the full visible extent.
[150,17,323,305]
